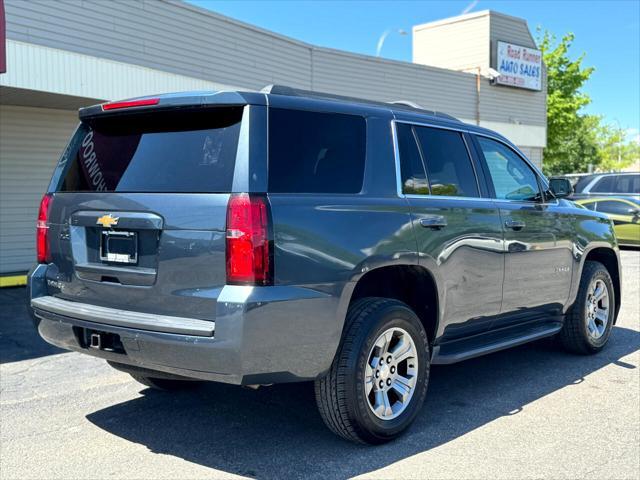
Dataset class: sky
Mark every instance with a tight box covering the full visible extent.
[188,0,640,141]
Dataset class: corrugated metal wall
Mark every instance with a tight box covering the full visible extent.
[312,49,478,121]
[4,0,313,91]
[1,40,238,102]
[3,0,546,127]
[0,106,77,273]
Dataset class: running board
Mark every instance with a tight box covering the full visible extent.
[431,321,562,365]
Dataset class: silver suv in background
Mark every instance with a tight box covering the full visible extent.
[572,172,640,199]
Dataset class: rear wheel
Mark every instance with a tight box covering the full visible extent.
[315,297,430,444]
[559,261,615,354]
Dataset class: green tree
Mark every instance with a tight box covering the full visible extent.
[538,31,597,175]
[597,124,640,172]
[539,30,640,174]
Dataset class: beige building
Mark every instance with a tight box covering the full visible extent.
[0,1,546,281]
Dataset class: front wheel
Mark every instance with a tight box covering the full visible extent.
[315,297,430,444]
[559,261,615,354]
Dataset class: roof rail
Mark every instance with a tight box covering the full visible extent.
[261,85,460,121]
[389,100,424,109]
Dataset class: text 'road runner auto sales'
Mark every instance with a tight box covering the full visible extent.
[495,41,542,91]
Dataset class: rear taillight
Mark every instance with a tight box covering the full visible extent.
[226,193,272,285]
[36,194,53,264]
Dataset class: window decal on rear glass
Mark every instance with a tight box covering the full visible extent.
[56,107,243,193]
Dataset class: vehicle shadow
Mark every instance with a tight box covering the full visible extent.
[0,287,64,364]
[86,326,640,480]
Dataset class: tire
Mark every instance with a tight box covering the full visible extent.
[559,261,615,354]
[315,297,430,444]
[129,373,202,391]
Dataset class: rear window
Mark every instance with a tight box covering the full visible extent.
[268,108,366,194]
[57,107,243,193]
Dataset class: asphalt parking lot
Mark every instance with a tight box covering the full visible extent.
[1,250,638,480]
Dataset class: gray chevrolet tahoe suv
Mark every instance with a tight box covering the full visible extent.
[28,86,622,444]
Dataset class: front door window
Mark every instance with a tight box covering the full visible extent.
[476,137,540,202]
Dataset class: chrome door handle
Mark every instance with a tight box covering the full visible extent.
[420,216,447,229]
[505,219,526,230]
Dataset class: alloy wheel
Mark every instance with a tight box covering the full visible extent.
[364,326,418,420]
[585,278,610,340]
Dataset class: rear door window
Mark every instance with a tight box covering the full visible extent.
[591,176,615,193]
[57,107,243,193]
[596,200,634,216]
[413,126,479,197]
[614,174,640,194]
[268,108,366,194]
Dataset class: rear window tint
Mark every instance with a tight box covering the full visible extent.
[268,108,366,194]
[57,107,243,193]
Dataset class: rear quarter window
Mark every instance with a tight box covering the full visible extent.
[268,108,366,194]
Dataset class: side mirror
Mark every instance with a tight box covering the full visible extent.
[549,178,573,198]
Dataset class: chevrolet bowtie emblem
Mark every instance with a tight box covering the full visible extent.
[96,214,119,228]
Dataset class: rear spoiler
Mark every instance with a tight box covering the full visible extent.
[79,90,266,120]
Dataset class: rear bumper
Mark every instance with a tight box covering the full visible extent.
[28,264,342,385]
[31,296,215,336]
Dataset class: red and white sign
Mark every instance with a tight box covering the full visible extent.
[495,41,542,91]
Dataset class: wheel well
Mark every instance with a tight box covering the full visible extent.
[349,265,438,344]
[585,248,621,318]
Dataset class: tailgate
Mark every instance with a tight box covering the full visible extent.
[41,105,248,321]
[46,193,229,321]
